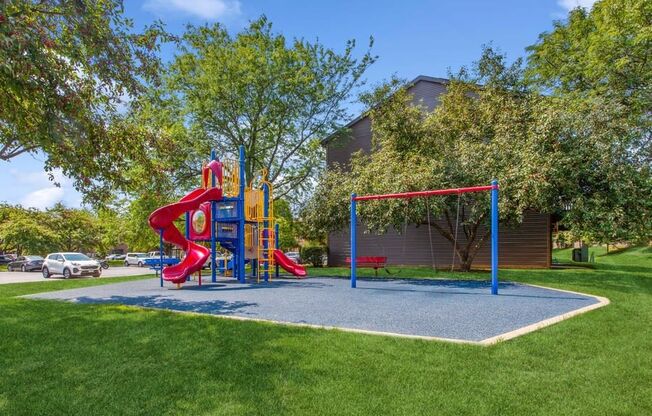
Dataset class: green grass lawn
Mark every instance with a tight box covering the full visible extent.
[1,248,651,415]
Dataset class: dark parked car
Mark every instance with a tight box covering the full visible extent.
[7,255,45,272]
[0,254,15,265]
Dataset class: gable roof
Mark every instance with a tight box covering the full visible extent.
[320,75,449,145]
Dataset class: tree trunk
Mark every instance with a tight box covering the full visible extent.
[427,213,489,272]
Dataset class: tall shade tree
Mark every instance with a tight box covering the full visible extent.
[303,49,559,271]
[47,203,101,252]
[0,204,58,255]
[148,16,375,200]
[0,1,173,203]
[527,0,652,243]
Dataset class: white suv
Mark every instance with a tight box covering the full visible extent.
[124,252,148,267]
[42,252,102,279]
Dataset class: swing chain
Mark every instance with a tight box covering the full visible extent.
[451,193,461,272]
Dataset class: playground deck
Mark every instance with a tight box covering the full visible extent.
[26,277,607,344]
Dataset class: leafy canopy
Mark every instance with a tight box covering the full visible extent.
[0,1,173,203]
[526,0,652,243]
[142,16,375,201]
[304,48,558,270]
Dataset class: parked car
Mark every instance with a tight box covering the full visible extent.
[42,252,101,279]
[106,253,126,260]
[0,254,15,265]
[124,252,149,267]
[7,255,44,272]
[285,251,301,264]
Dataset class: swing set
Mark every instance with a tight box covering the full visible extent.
[350,180,499,294]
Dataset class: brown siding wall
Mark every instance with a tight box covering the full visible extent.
[326,116,372,168]
[328,211,551,268]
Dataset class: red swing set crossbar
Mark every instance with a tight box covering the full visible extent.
[352,184,498,202]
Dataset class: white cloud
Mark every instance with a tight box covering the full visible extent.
[143,0,241,20]
[9,168,69,188]
[21,187,65,210]
[558,0,597,11]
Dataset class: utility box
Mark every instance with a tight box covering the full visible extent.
[572,246,589,262]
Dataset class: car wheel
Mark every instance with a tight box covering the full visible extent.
[21,265,26,272]
[63,268,71,279]
[93,271,101,278]
[42,268,50,279]
[7,266,11,272]
[124,261,129,267]
[138,261,143,267]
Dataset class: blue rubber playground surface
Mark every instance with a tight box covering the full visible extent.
[27,277,607,344]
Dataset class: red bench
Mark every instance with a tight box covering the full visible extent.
[345,256,388,276]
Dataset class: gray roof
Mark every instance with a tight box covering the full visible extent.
[320,75,449,145]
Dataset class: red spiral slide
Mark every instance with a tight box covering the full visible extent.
[148,187,222,284]
[273,249,307,278]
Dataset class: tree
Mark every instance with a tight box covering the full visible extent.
[47,203,101,252]
[274,199,299,251]
[143,16,375,200]
[96,207,128,256]
[0,204,58,255]
[1,1,173,203]
[304,48,559,271]
[526,0,652,243]
[123,194,172,252]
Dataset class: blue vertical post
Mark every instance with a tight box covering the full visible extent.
[262,182,270,282]
[159,229,164,287]
[491,179,499,295]
[210,149,217,283]
[350,193,357,288]
[237,145,246,283]
[274,222,280,278]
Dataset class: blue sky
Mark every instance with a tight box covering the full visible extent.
[0,0,595,210]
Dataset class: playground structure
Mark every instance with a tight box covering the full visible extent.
[350,180,499,294]
[148,146,306,287]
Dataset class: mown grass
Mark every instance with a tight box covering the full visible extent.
[0,248,650,415]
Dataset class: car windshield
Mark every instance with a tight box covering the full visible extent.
[63,253,91,261]
[25,256,43,260]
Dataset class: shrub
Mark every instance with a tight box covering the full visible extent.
[300,245,328,267]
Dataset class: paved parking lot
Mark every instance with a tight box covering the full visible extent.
[0,267,154,285]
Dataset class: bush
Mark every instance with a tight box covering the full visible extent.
[300,245,328,267]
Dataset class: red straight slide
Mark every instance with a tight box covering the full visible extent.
[273,249,307,278]
[148,187,222,284]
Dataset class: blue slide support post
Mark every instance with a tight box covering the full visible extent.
[237,145,246,283]
[491,179,499,295]
[185,210,191,282]
[274,222,280,279]
[159,229,164,287]
[350,193,357,288]
[210,149,217,283]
